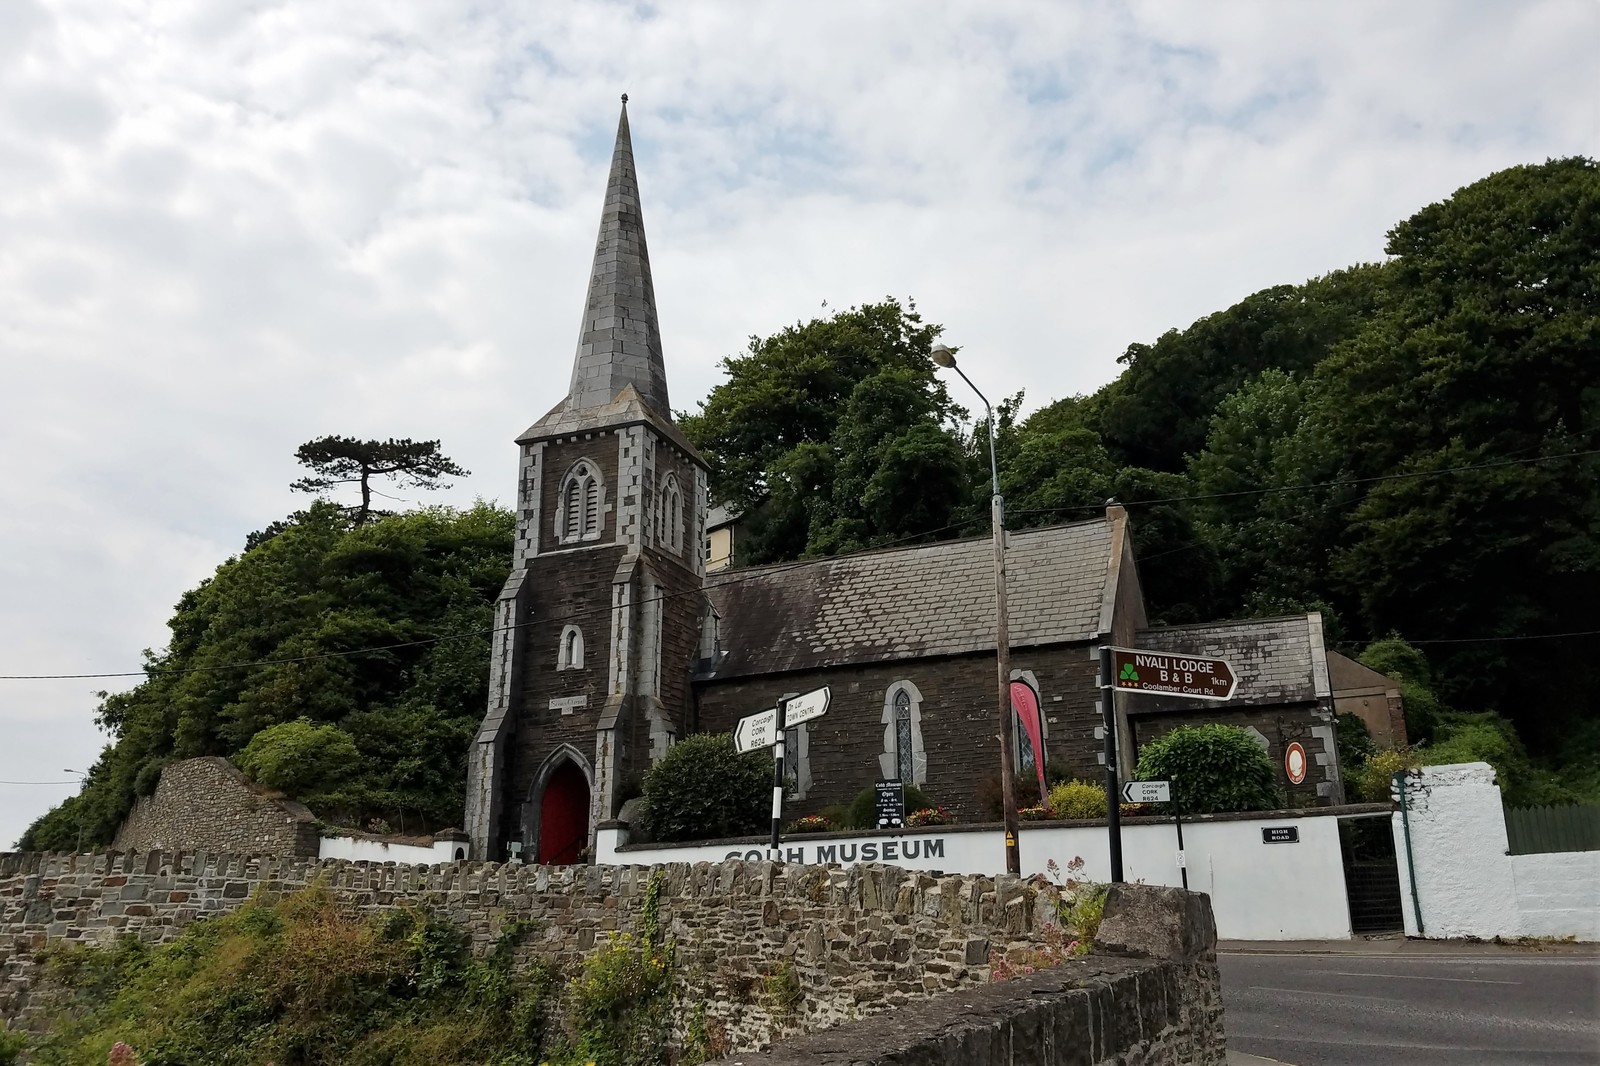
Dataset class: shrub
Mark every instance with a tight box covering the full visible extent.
[905,806,954,827]
[1133,725,1278,814]
[0,1028,26,1066]
[1043,758,1076,788]
[31,886,556,1066]
[1047,780,1108,820]
[786,814,834,834]
[640,733,771,843]
[1336,713,1376,788]
[845,784,933,829]
[236,717,360,798]
[1423,713,1575,808]
[1353,747,1415,803]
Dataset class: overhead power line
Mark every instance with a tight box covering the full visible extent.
[1,446,1593,683]
[0,517,987,682]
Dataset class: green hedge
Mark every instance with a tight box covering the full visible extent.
[1133,725,1278,814]
[640,733,771,842]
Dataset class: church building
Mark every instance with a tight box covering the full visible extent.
[464,101,1350,863]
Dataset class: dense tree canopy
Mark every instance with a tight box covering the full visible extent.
[20,158,1598,850]
[685,158,1598,776]
[20,502,513,850]
[678,299,968,562]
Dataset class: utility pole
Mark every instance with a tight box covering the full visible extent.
[932,342,1020,876]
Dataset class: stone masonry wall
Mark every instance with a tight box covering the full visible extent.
[0,851,1218,1061]
[110,758,319,858]
[756,883,1226,1066]
[694,644,1102,821]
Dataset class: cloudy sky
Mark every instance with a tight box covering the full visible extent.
[1,0,1595,848]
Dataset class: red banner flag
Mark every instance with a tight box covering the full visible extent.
[1010,679,1047,803]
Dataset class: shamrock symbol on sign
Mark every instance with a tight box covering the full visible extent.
[1118,663,1139,681]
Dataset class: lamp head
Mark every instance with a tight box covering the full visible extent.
[930,342,958,368]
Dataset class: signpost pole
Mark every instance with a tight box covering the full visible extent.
[769,699,786,855]
[1173,778,1188,892]
[1099,643,1124,883]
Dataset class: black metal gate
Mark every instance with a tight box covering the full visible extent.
[1339,815,1404,935]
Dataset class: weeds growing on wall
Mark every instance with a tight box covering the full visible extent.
[24,886,557,1066]
[0,1028,27,1066]
[988,857,1105,982]
[543,869,697,1066]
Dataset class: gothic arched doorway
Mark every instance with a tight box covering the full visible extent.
[538,759,590,864]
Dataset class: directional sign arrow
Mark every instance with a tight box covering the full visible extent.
[1111,648,1238,702]
[781,686,831,727]
[1121,780,1172,804]
[733,707,780,754]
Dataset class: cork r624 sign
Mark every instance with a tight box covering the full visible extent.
[1111,648,1238,702]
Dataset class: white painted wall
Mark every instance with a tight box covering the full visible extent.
[318,834,468,864]
[1392,762,1598,941]
[596,809,1353,941]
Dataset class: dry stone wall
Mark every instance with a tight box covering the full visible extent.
[110,758,319,858]
[0,852,1224,1064]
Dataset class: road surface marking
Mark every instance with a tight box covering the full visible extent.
[1323,971,1521,984]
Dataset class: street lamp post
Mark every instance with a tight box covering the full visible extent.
[931,342,1021,877]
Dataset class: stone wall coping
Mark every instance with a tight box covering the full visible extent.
[612,802,1392,851]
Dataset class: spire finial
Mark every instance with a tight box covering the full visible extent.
[620,93,628,104]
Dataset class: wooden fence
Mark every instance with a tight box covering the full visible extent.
[1503,804,1600,855]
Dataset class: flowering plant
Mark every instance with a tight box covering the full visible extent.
[905,806,954,827]
[1016,805,1052,821]
[786,814,835,834]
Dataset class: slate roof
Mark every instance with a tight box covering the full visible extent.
[1132,614,1330,710]
[701,518,1114,680]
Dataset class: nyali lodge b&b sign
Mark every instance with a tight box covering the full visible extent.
[1112,648,1238,702]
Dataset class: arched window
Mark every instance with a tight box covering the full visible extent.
[564,478,582,541]
[879,681,926,786]
[557,461,604,544]
[557,625,584,670]
[894,689,914,783]
[657,473,683,554]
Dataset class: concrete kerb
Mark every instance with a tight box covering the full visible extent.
[1219,938,1600,957]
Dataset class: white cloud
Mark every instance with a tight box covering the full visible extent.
[1,0,1594,847]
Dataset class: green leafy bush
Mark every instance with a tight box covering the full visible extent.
[31,886,555,1066]
[845,784,933,829]
[1336,713,1376,790]
[1423,712,1576,808]
[1047,780,1108,820]
[0,1027,27,1066]
[236,717,361,798]
[19,501,517,850]
[640,734,771,843]
[1353,747,1415,803]
[1133,725,1279,814]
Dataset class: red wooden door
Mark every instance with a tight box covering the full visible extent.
[538,761,590,864]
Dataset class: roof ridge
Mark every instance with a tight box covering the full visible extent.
[705,516,1112,581]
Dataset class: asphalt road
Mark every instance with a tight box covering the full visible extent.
[1221,949,1600,1066]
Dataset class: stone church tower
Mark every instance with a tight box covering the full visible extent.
[465,98,708,862]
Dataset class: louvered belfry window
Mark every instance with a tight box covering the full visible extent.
[561,462,602,543]
[583,477,600,535]
[894,689,914,782]
[564,476,582,541]
[658,473,682,553]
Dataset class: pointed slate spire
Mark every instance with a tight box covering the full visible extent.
[564,94,669,416]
